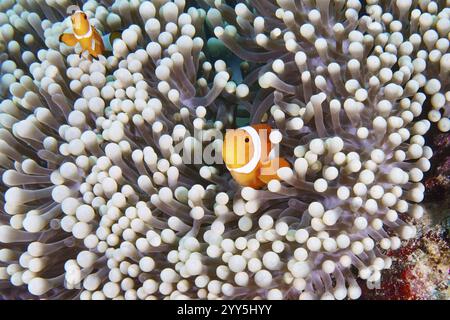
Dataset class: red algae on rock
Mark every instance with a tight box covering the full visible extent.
[361,225,449,300]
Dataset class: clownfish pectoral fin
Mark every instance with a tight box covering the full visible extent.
[59,33,78,46]
[258,157,290,184]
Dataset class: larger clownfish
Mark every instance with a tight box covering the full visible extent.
[59,7,105,59]
[222,124,290,189]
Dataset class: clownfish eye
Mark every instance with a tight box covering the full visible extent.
[244,137,250,143]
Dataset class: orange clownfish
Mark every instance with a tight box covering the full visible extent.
[222,124,290,189]
[59,7,104,59]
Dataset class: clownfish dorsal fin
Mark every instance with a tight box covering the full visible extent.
[251,123,272,131]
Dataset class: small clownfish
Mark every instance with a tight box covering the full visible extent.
[222,124,290,189]
[59,7,105,59]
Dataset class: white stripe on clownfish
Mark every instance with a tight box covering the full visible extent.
[72,11,93,40]
[227,126,261,174]
[73,25,92,39]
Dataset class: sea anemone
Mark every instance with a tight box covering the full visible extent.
[0,0,448,300]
